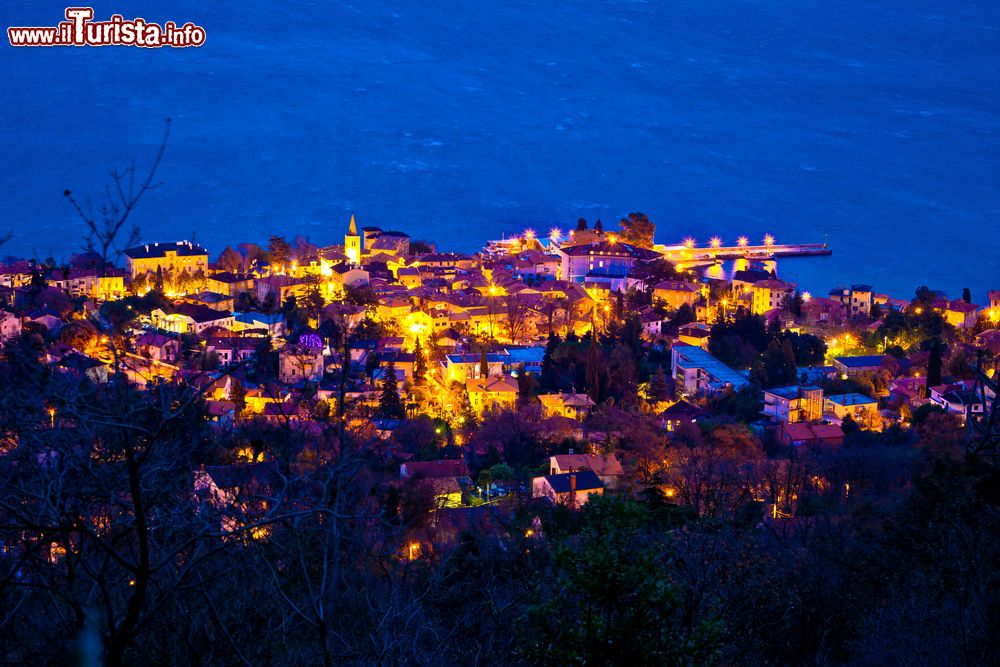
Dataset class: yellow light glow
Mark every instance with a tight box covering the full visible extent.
[763,234,775,246]
[710,236,722,248]
[683,237,695,249]
[549,227,562,242]
[606,233,618,244]
[524,228,536,240]
[737,235,749,247]
[802,291,812,302]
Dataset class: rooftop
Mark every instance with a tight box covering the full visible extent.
[124,241,207,260]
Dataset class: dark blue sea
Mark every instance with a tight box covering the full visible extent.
[1,1,998,300]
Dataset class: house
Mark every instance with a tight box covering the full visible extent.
[889,376,927,404]
[124,241,209,284]
[832,355,887,378]
[206,272,255,296]
[0,309,21,341]
[531,471,603,509]
[988,291,1000,324]
[330,263,370,288]
[551,240,660,290]
[934,299,979,330]
[929,381,979,416]
[151,304,234,335]
[504,346,546,375]
[762,386,824,423]
[135,332,180,363]
[671,344,748,397]
[677,322,711,349]
[537,392,596,421]
[750,279,796,315]
[400,459,470,508]
[465,374,519,415]
[47,268,125,301]
[278,344,325,383]
[659,400,703,432]
[396,266,422,289]
[777,422,845,447]
[801,296,847,326]
[444,352,509,382]
[512,250,560,282]
[549,454,624,487]
[233,311,287,337]
[829,284,874,317]
[183,291,235,312]
[824,393,879,425]
[254,275,311,305]
[26,308,64,335]
[207,336,258,366]
[653,280,702,310]
[57,352,108,383]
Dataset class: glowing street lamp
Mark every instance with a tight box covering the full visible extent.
[763,234,775,247]
[683,237,695,249]
[549,228,562,243]
[802,291,812,302]
[737,236,749,247]
[710,236,722,248]
[606,233,618,244]
[48,407,56,429]
[524,228,536,241]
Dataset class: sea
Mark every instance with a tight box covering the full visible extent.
[1,0,998,300]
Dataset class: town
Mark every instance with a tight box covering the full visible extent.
[0,211,996,665]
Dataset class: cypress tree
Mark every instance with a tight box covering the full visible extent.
[585,340,603,402]
[413,337,427,384]
[927,339,943,388]
[378,359,404,419]
[479,346,490,379]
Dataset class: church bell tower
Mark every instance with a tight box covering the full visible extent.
[345,213,361,265]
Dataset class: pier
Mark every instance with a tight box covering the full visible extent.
[658,241,831,269]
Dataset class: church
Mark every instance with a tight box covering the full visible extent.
[343,214,411,264]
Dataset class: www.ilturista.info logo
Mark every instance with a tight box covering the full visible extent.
[8,8,206,48]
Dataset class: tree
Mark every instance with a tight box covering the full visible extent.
[576,217,588,232]
[479,347,490,379]
[152,266,164,294]
[503,293,531,344]
[268,235,292,269]
[522,496,720,665]
[412,337,427,385]
[378,359,405,419]
[962,287,972,303]
[618,211,656,248]
[648,365,670,403]
[927,338,943,388]
[593,218,603,233]
[585,339,604,402]
[64,119,171,275]
[217,246,243,273]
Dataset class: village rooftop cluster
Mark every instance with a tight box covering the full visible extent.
[1,213,997,511]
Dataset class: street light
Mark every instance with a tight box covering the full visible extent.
[683,237,695,249]
[48,407,56,429]
[710,236,722,248]
[737,236,749,247]
[763,234,775,247]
